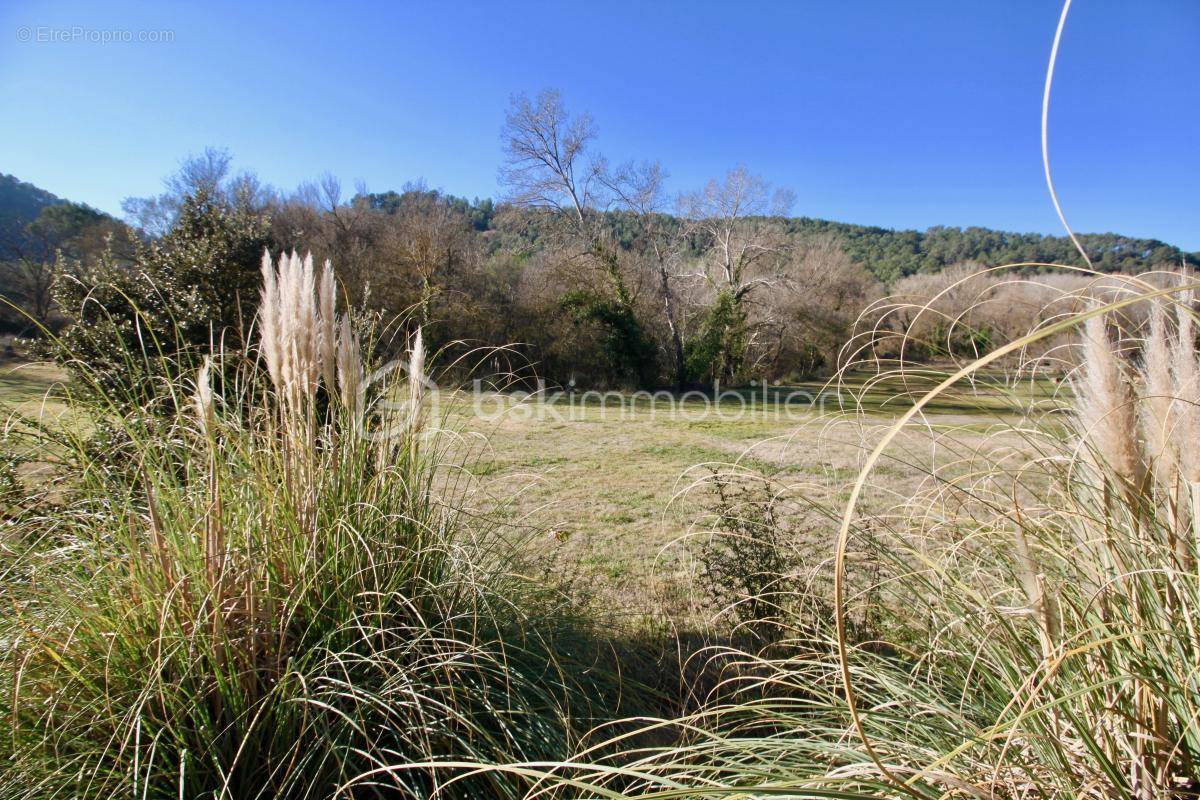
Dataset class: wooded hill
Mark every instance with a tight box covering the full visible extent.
[3,163,1196,386]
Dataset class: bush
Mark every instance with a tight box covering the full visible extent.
[560,287,658,387]
[696,472,793,642]
[46,188,271,415]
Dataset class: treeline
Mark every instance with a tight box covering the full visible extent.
[4,91,1195,388]
[785,219,1197,283]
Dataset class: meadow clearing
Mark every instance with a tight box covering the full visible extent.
[454,382,1044,625]
[3,0,1197,792]
[1,356,1047,626]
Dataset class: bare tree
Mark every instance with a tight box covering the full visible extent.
[678,166,795,381]
[165,147,233,201]
[679,166,794,302]
[771,234,881,373]
[287,174,377,304]
[500,89,656,385]
[3,203,133,328]
[4,227,58,327]
[121,147,240,236]
[500,89,601,230]
[383,187,471,327]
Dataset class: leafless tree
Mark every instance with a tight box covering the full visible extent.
[883,265,1104,362]
[121,147,265,236]
[286,174,377,304]
[677,166,796,381]
[4,228,59,327]
[166,147,232,200]
[500,89,601,231]
[500,89,656,385]
[3,205,134,328]
[382,188,471,326]
[770,234,882,373]
[679,166,795,302]
[500,89,626,284]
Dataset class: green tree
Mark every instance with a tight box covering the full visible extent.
[51,188,271,411]
[560,287,657,386]
[2,202,131,328]
[684,290,746,384]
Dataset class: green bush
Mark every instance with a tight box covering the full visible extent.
[47,188,271,415]
[696,473,793,642]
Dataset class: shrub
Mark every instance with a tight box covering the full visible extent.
[560,287,658,387]
[46,188,271,415]
[696,472,794,642]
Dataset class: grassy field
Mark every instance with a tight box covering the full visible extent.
[0,360,70,414]
[0,359,1043,624]
[443,371,1047,624]
[9,303,1196,795]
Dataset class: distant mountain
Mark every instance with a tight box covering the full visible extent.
[0,175,133,331]
[0,173,68,252]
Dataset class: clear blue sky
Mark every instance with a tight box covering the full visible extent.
[2,1,1197,249]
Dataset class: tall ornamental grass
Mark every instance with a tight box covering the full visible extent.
[0,252,624,800]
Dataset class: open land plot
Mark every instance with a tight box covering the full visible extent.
[1,363,1050,625]
[444,373,1050,624]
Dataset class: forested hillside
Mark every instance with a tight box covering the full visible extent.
[5,169,1190,295]
[784,218,1196,282]
[3,99,1194,383]
[453,207,1198,284]
[0,173,133,332]
[0,173,66,251]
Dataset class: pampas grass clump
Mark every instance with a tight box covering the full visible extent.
[0,252,618,800]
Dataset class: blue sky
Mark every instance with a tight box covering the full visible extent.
[2,1,1197,248]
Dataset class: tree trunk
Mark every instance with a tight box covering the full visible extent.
[658,263,686,389]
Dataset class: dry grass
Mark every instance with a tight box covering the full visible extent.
[0,360,71,417]
[6,269,1195,797]
[0,255,643,800]
[0,360,1031,627]
[443,374,1038,625]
